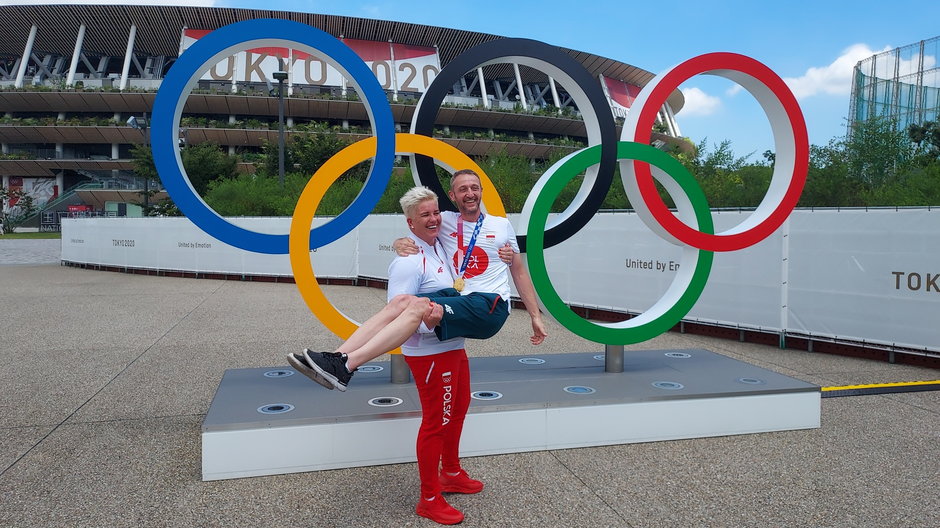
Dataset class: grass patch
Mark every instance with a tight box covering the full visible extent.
[0,232,61,239]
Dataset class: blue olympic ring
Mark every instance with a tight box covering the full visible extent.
[151,18,395,254]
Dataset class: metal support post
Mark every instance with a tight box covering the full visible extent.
[273,69,288,187]
[143,112,150,212]
[390,354,411,384]
[605,344,624,373]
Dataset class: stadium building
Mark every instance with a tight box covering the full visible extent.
[849,35,940,135]
[0,2,686,229]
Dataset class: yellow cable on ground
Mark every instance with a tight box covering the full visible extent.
[821,380,940,391]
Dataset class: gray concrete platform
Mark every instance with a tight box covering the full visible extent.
[1,254,938,527]
[202,350,819,479]
[207,350,819,431]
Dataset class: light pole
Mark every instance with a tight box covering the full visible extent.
[127,113,150,213]
[272,70,288,187]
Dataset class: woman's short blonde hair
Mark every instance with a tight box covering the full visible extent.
[399,186,439,217]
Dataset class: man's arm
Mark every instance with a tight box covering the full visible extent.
[508,256,547,345]
[392,237,419,256]
[388,253,441,333]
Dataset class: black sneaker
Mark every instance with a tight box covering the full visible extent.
[287,352,327,388]
[303,348,355,391]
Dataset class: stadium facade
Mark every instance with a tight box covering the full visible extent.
[0,2,686,228]
[848,35,940,135]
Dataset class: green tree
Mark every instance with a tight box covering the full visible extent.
[799,141,862,207]
[133,142,239,197]
[204,173,285,216]
[147,198,182,216]
[863,163,940,206]
[130,144,158,183]
[477,148,539,213]
[671,139,763,208]
[908,120,940,148]
[548,162,631,212]
[181,142,239,195]
[844,116,915,190]
[908,121,940,160]
[132,142,238,215]
[204,161,403,218]
[733,164,773,207]
[373,168,423,214]
[260,124,366,182]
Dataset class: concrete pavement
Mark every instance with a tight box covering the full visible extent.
[0,238,60,266]
[0,245,937,527]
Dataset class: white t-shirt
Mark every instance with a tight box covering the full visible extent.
[387,236,465,357]
[438,210,519,302]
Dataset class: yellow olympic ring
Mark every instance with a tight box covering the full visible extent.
[289,133,506,352]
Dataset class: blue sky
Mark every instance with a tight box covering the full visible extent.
[12,0,940,160]
[251,0,939,160]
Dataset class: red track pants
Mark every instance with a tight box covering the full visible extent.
[404,349,471,498]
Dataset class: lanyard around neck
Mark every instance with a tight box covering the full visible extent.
[456,213,485,278]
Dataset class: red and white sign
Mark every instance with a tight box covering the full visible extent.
[181,30,441,93]
[6,176,23,207]
[603,76,641,119]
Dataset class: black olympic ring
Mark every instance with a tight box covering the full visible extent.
[411,38,618,251]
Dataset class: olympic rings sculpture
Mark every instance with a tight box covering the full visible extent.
[151,18,807,346]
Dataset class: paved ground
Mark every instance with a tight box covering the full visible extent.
[1,242,938,527]
[0,238,60,265]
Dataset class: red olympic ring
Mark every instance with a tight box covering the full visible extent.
[625,52,808,252]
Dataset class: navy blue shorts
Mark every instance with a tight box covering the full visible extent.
[416,288,509,341]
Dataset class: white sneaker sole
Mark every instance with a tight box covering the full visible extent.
[287,352,337,391]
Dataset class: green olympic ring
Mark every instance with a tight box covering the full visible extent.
[524,141,714,344]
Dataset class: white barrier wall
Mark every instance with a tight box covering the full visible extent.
[61,209,939,352]
[785,209,938,351]
[61,217,358,279]
[537,211,786,331]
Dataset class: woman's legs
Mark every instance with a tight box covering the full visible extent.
[441,352,470,474]
[405,353,446,499]
[336,295,421,355]
[405,349,468,498]
[293,295,439,391]
[337,295,430,370]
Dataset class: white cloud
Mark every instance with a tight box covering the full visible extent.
[863,48,937,78]
[677,86,722,116]
[783,43,891,99]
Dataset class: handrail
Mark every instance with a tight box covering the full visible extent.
[28,180,150,223]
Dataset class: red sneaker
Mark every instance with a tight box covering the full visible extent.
[416,494,464,525]
[440,469,484,494]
